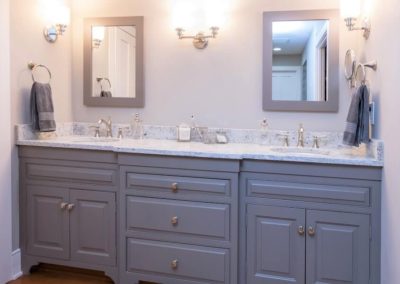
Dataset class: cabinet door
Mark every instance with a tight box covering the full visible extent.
[306,210,370,284]
[27,185,70,259]
[246,205,306,284]
[70,190,116,266]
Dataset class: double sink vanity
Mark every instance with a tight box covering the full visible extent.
[16,122,383,284]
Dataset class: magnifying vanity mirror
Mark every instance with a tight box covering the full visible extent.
[84,17,144,107]
[263,10,339,112]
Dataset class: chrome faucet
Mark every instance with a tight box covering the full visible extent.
[98,117,113,137]
[297,123,305,147]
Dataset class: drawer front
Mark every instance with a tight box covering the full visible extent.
[127,197,229,240]
[127,239,228,283]
[25,162,117,186]
[246,177,371,206]
[125,173,230,197]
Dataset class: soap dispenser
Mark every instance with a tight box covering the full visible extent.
[260,118,269,145]
[130,113,143,140]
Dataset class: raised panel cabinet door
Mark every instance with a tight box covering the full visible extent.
[246,205,306,284]
[306,210,370,284]
[26,185,70,260]
[69,190,116,266]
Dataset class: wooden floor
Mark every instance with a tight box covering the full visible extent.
[8,264,114,284]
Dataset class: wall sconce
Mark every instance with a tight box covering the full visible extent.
[176,26,219,49]
[92,26,105,48]
[341,0,371,39]
[43,5,70,43]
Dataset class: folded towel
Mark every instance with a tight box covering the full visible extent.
[100,91,113,98]
[343,85,370,147]
[30,82,56,132]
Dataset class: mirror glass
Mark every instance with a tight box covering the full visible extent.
[272,20,328,102]
[92,26,137,98]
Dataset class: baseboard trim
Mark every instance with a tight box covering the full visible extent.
[11,249,22,280]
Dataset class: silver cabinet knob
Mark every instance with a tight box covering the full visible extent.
[171,259,179,270]
[298,226,305,236]
[171,183,179,193]
[67,204,75,211]
[308,226,316,236]
[60,202,68,210]
[171,216,179,226]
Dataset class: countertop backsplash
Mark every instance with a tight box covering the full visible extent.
[16,122,384,163]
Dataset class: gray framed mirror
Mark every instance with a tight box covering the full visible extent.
[263,10,339,112]
[84,17,144,108]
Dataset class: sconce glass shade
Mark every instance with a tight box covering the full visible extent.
[92,26,105,48]
[43,4,70,43]
[54,5,70,26]
[340,0,361,19]
[92,26,105,42]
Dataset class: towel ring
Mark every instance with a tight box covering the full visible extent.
[28,62,52,84]
[96,77,112,92]
[355,60,377,87]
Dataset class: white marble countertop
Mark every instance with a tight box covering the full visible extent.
[16,136,384,167]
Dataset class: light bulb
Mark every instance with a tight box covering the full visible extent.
[340,0,361,19]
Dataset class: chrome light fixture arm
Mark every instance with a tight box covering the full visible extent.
[176,27,219,49]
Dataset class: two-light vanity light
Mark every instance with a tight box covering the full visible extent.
[175,26,219,49]
[341,0,371,39]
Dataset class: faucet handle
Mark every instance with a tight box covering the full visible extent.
[277,132,290,147]
[312,135,327,149]
[117,127,130,140]
[89,125,100,138]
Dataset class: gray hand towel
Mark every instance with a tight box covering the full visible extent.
[30,82,56,132]
[343,85,370,147]
[100,91,113,98]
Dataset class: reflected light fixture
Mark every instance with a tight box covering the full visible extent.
[273,47,282,52]
[176,27,219,49]
[92,26,105,48]
[43,4,70,43]
[341,0,371,39]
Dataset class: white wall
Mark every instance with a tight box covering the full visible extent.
[358,0,400,282]
[71,0,356,131]
[0,0,13,282]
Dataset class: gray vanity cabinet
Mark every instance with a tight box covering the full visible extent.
[27,185,70,260]
[118,154,240,284]
[246,205,306,284]
[241,160,382,284]
[306,210,370,284]
[69,190,116,266]
[19,147,119,282]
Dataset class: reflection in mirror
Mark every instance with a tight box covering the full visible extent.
[84,17,144,108]
[272,20,328,102]
[92,26,137,98]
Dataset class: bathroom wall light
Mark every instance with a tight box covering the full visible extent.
[92,26,105,48]
[43,4,70,43]
[176,26,219,49]
[341,0,371,39]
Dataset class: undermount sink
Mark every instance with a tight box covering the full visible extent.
[71,137,120,143]
[270,147,331,156]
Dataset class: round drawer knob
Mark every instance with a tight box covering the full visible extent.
[298,226,305,236]
[171,183,179,193]
[60,202,68,210]
[308,226,316,236]
[171,216,179,226]
[171,259,179,270]
[67,204,75,211]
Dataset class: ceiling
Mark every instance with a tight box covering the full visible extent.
[272,20,327,55]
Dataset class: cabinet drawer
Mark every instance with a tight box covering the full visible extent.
[246,178,370,206]
[125,173,230,197]
[126,197,229,240]
[25,162,117,186]
[127,239,228,283]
